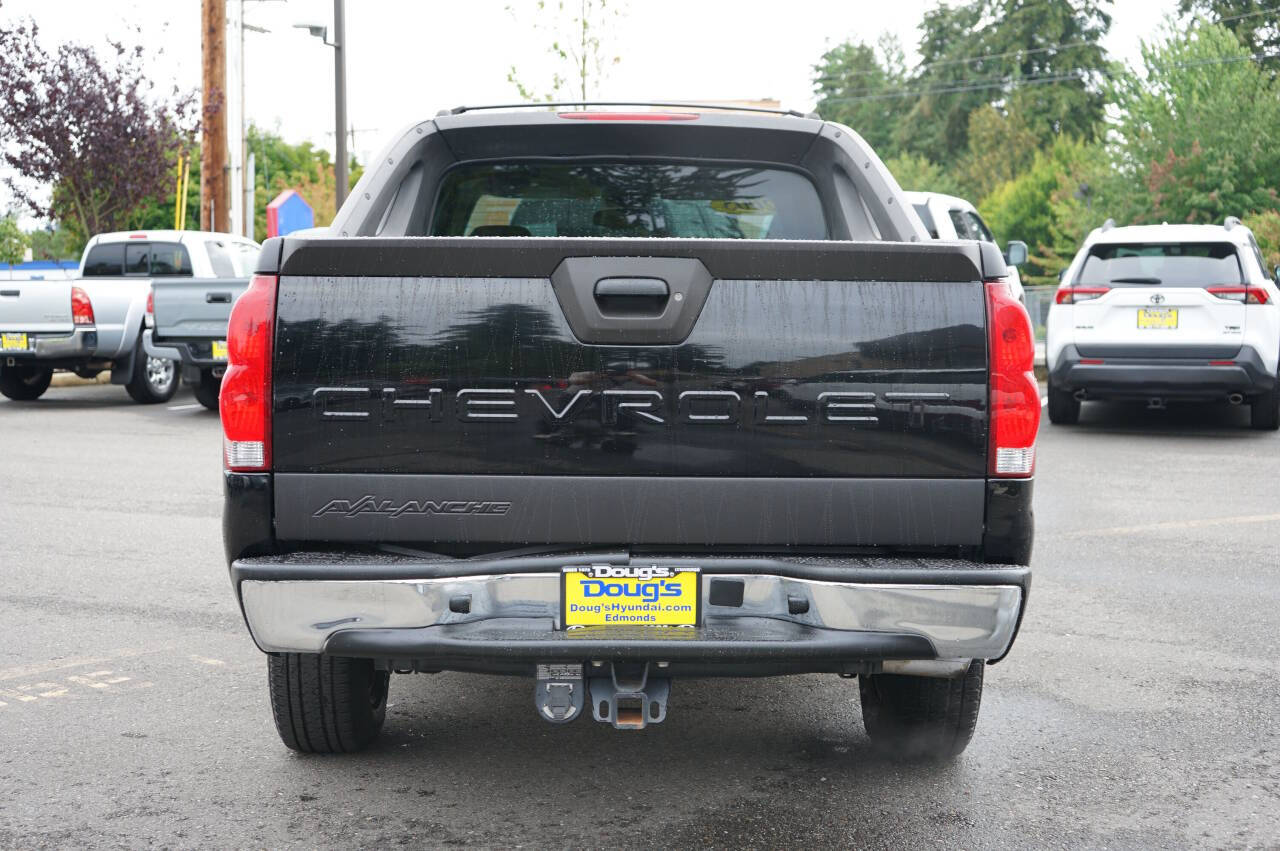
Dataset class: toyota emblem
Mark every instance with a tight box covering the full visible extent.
[1150,293,1165,305]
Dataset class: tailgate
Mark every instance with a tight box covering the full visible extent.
[270,238,992,548]
[152,277,249,340]
[1074,287,1245,359]
[0,280,73,334]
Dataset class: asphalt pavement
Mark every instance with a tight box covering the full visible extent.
[2,384,1278,848]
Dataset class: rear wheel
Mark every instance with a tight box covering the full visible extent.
[124,336,178,403]
[194,369,221,411]
[1046,381,1080,425]
[267,653,390,753]
[1251,382,1279,431]
[0,364,53,400]
[859,660,984,761]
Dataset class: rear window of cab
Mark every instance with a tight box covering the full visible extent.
[1076,242,1243,286]
[83,242,192,277]
[430,162,827,240]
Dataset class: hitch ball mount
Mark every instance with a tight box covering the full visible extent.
[534,662,671,729]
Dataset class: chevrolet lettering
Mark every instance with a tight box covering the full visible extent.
[309,386,919,426]
[223,104,1037,760]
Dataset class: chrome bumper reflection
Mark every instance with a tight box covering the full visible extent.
[241,573,1022,660]
[17,327,97,359]
[142,330,182,361]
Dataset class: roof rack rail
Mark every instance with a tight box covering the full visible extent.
[440,101,816,119]
[1224,215,1242,230]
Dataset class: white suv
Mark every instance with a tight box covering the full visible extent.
[1046,218,1280,429]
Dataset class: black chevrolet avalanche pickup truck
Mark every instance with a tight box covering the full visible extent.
[221,105,1039,761]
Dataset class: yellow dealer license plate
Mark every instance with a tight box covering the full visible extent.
[1137,308,1178,329]
[211,340,228,360]
[562,565,700,628]
[1,332,30,351]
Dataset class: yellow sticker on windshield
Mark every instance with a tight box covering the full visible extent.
[710,199,776,215]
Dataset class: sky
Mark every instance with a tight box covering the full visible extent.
[1,0,1172,228]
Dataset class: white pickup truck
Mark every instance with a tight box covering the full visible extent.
[0,230,257,403]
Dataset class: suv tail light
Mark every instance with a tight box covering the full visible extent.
[71,286,95,325]
[1054,286,1109,304]
[1206,285,1270,304]
[987,279,1040,477]
[220,274,277,471]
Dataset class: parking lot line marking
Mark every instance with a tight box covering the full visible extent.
[167,403,203,411]
[0,688,38,703]
[0,649,158,683]
[28,682,69,698]
[1041,396,1048,407]
[189,655,226,666]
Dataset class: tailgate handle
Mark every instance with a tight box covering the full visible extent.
[593,278,668,299]
[0,289,18,297]
[206,291,232,303]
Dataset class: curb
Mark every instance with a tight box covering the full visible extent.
[51,370,112,388]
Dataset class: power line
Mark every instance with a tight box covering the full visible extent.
[819,50,1280,105]
[815,3,1280,86]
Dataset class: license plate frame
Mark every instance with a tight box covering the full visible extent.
[561,565,701,629]
[211,340,228,361]
[1137,308,1178,329]
[0,332,30,352]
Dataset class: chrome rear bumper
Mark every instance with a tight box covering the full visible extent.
[239,571,1023,668]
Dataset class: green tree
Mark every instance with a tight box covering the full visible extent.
[893,1,987,164]
[1244,210,1280,271]
[246,125,363,240]
[27,224,83,261]
[980,138,1093,284]
[1178,0,1280,74]
[0,214,28,263]
[506,0,624,102]
[813,35,908,154]
[894,0,1112,166]
[1112,20,1280,224]
[959,104,1041,200]
[883,152,965,197]
[1034,139,1144,279]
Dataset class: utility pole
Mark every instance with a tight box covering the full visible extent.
[333,0,348,211]
[201,0,229,233]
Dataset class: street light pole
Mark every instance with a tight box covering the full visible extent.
[332,0,348,211]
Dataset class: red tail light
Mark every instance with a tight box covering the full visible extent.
[1206,286,1270,304]
[220,274,277,471]
[144,288,154,328]
[987,279,1040,478]
[557,111,698,121]
[71,286,95,326]
[1055,286,1110,304]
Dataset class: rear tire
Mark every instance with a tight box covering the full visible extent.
[1251,382,1279,431]
[124,336,178,403]
[267,653,390,753]
[859,660,984,761]
[1046,381,1080,425]
[0,364,53,400]
[194,369,221,411]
